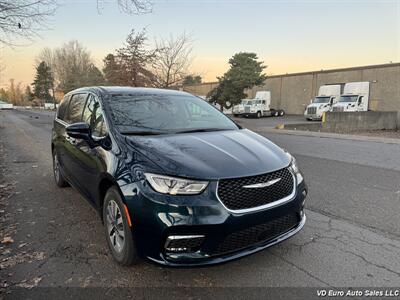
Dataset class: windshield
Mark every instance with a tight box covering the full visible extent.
[241,100,252,105]
[339,95,358,103]
[313,96,330,104]
[109,93,239,134]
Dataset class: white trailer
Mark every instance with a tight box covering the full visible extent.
[331,82,370,112]
[235,91,284,118]
[304,84,341,120]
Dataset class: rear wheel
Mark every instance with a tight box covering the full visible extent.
[103,187,138,266]
[52,150,69,187]
[274,111,279,117]
[280,110,285,116]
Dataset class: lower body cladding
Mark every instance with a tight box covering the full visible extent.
[122,180,307,266]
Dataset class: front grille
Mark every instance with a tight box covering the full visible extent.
[307,107,316,115]
[332,106,344,112]
[214,213,299,255]
[217,168,294,211]
[244,106,251,113]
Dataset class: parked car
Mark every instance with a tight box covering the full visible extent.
[51,87,307,266]
[0,101,13,110]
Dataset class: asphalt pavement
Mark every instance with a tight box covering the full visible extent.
[0,109,399,298]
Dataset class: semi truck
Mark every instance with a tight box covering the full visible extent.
[331,82,370,112]
[233,91,284,118]
[232,99,253,116]
[304,84,341,120]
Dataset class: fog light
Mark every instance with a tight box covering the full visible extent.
[164,235,205,253]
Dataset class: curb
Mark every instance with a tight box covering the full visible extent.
[255,127,400,145]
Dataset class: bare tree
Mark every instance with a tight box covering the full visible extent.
[97,0,152,14]
[0,1,152,46]
[0,1,58,46]
[37,40,104,93]
[153,32,193,88]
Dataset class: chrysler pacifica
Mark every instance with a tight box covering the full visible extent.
[51,87,307,266]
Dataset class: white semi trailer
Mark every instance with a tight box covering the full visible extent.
[234,91,284,118]
[304,84,341,120]
[331,82,370,112]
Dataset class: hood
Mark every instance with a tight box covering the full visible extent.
[333,102,355,107]
[308,103,329,108]
[124,129,290,180]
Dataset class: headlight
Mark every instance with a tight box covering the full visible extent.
[144,173,208,195]
[288,156,304,184]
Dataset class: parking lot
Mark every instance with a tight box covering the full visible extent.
[1,109,400,297]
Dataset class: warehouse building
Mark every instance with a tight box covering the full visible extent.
[178,63,400,115]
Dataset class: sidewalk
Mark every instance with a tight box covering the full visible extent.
[255,127,400,145]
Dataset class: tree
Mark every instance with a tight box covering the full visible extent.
[183,75,202,85]
[32,61,54,105]
[0,1,152,46]
[0,88,7,101]
[113,28,157,87]
[37,41,104,93]
[0,1,57,46]
[153,33,193,88]
[103,54,126,85]
[24,85,34,102]
[97,0,152,14]
[208,52,267,110]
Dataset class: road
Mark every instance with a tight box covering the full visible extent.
[0,109,399,298]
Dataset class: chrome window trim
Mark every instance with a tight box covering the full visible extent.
[55,118,68,127]
[215,168,297,214]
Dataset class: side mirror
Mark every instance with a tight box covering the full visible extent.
[66,122,91,140]
[66,122,98,148]
[310,99,313,104]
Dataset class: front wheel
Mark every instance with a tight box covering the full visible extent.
[52,150,69,187]
[103,187,139,266]
[256,111,261,118]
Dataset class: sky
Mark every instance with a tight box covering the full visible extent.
[1,0,399,88]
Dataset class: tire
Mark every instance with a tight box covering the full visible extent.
[52,150,69,187]
[274,111,279,117]
[256,111,261,118]
[103,186,138,266]
[280,110,285,116]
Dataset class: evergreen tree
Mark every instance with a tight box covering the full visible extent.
[208,52,267,109]
[24,86,34,102]
[183,75,202,85]
[32,61,54,105]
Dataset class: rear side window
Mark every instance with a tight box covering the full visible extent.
[65,93,88,124]
[57,96,70,121]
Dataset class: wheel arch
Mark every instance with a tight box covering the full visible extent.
[97,174,124,220]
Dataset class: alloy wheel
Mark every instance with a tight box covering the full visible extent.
[106,200,125,254]
[53,154,60,182]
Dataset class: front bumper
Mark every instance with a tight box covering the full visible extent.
[121,180,307,266]
[243,112,258,118]
[305,114,322,120]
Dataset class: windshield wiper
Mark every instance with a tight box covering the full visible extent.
[174,128,228,134]
[120,131,168,136]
